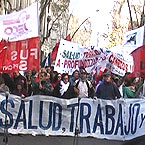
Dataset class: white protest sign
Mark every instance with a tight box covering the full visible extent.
[106,52,133,76]
[54,40,133,76]
[54,39,105,75]
[0,2,39,41]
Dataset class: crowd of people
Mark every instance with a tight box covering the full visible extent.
[0,66,145,99]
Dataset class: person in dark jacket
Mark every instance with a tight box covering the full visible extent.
[96,72,121,100]
[32,72,53,96]
[12,82,28,98]
[13,71,27,91]
[53,73,77,99]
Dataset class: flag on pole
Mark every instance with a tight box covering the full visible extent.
[51,34,71,64]
[0,37,40,73]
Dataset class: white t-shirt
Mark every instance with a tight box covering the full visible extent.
[77,80,88,98]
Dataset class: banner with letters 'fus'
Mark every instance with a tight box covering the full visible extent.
[0,37,40,73]
[0,94,145,141]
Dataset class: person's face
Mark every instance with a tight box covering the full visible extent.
[39,73,46,81]
[46,73,50,80]
[63,75,69,84]
[81,72,87,80]
[14,71,20,77]
[27,71,32,77]
[57,74,62,81]
[74,71,79,79]
[46,67,51,73]
[17,84,22,90]
[104,76,111,83]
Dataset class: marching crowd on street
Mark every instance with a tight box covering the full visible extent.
[0,66,145,99]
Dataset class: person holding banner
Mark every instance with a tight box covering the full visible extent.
[12,82,28,98]
[13,71,27,91]
[73,67,95,98]
[96,72,121,99]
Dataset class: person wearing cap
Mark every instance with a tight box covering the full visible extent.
[73,67,94,98]
[95,72,121,100]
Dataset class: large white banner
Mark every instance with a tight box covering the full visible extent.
[0,3,39,42]
[54,40,133,76]
[0,94,145,141]
[54,39,106,75]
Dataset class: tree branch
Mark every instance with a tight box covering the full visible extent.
[127,0,133,30]
[71,17,90,39]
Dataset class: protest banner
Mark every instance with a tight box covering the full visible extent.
[0,94,145,141]
[0,2,39,42]
[54,39,107,75]
[54,40,133,76]
[106,52,133,76]
[0,37,40,72]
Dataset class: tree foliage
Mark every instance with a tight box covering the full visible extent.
[105,0,144,49]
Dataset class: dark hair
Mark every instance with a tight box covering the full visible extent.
[0,76,4,85]
[80,67,87,74]
[103,72,112,77]
[32,70,37,76]
[53,73,61,83]
[62,73,69,80]
[124,77,136,87]
[41,72,47,77]
[72,70,80,77]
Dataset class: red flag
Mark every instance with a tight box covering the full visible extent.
[0,37,40,73]
[65,34,71,41]
[51,34,71,64]
[0,40,7,71]
[51,42,60,64]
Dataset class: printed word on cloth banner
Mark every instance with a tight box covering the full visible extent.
[106,52,133,76]
[0,2,39,42]
[0,94,145,141]
[54,40,133,76]
[0,37,40,72]
[54,39,105,74]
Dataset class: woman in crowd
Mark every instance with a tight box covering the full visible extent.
[70,70,80,85]
[12,82,28,98]
[53,73,77,99]
[52,72,62,89]
[123,77,136,98]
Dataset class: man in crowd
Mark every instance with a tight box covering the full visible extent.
[96,72,121,99]
[32,72,53,96]
[73,67,94,98]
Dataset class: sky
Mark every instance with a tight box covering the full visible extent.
[69,0,114,47]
